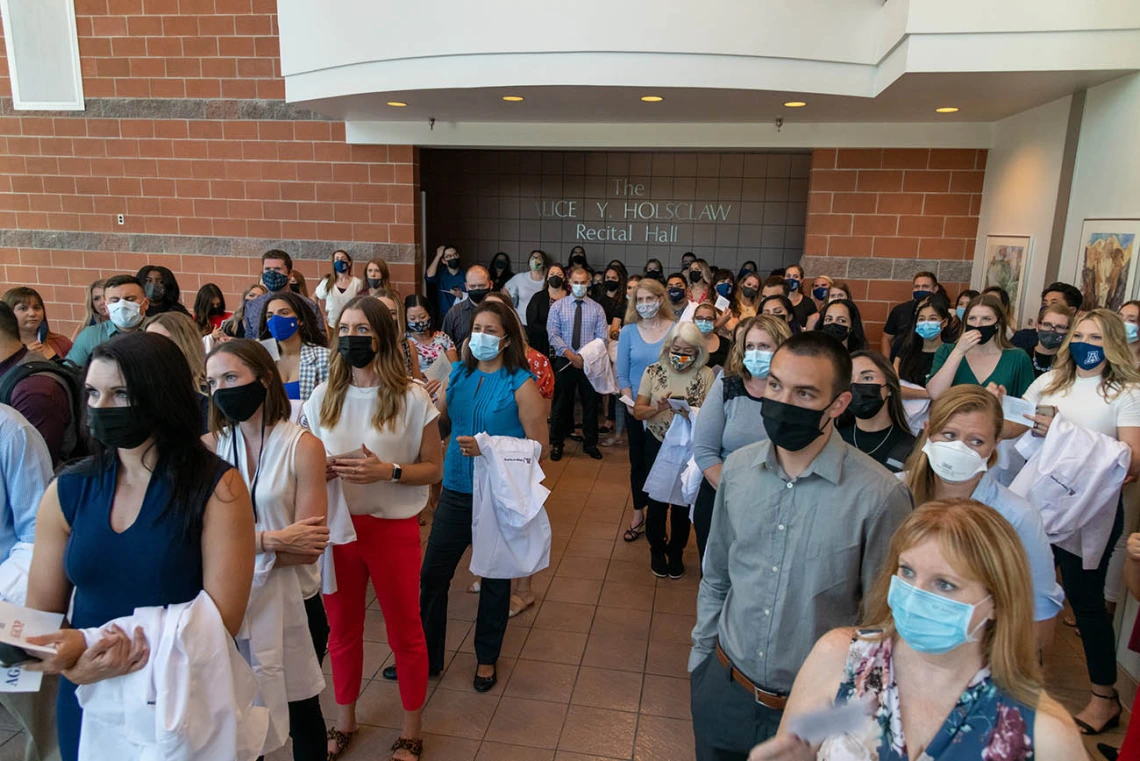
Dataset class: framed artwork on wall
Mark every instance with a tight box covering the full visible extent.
[982,235,1031,325]
[1076,219,1140,312]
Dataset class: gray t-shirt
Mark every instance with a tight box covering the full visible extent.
[692,374,768,472]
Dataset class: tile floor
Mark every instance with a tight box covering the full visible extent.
[0,439,1131,760]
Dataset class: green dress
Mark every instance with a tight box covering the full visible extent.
[929,344,1035,397]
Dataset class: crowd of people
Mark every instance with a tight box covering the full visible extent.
[1,241,1138,761]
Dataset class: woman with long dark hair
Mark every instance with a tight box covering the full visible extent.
[257,291,330,405]
[136,265,189,317]
[524,263,568,358]
[405,294,458,374]
[25,332,255,761]
[894,296,952,399]
[817,298,867,353]
[489,252,514,292]
[838,351,916,472]
[192,283,228,337]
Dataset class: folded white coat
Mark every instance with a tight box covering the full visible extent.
[237,554,325,755]
[1010,414,1131,569]
[645,408,699,507]
[75,590,269,761]
[470,433,552,579]
[577,338,618,395]
[320,479,358,595]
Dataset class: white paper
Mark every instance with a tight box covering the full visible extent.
[785,697,874,744]
[1001,395,1036,425]
[667,397,691,413]
[424,354,453,393]
[714,295,731,312]
[0,601,64,692]
[618,394,636,409]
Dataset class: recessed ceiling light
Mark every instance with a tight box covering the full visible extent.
[783,101,807,108]
[386,101,407,107]
[640,95,664,103]
[502,95,525,102]
[935,106,959,113]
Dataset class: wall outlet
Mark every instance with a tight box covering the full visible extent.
[116,214,125,225]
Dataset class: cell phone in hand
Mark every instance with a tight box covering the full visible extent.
[1031,405,1056,437]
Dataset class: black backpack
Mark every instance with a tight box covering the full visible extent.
[0,357,87,462]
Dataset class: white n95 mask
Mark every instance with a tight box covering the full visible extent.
[922,439,987,483]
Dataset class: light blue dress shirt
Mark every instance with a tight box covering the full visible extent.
[0,404,52,563]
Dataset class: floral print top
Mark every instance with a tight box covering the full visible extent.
[821,632,1035,761]
[409,331,455,373]
[527,347,554,400]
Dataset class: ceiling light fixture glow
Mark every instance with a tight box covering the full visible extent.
[386,101,407,107]
[502,95,525,102]
[935,106,960,113]
[783,101,807,108]
[640,95,664,103]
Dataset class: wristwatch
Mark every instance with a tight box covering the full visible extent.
[390,463,403,483]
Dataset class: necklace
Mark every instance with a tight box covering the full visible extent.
[854,424,893,456]
[1032,351,1053,375]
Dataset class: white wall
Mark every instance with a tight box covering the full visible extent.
[971,95,1072,326]
[1058,73,1140,285]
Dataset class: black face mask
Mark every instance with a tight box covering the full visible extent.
[87,406,152,450]
[570,255,586,266]
[366,277,383,290]
[667,287,687,304]
[144,282,165,302]
[645,270,664,283]
[208,305,224,317]
[688,270,702,284]
[969,324,999,344]
[849,383,886,420]
[741,286,758,300]
[338,336,376,368]
[820,323,850,343]
[761,396,831,452]
[467,288,490,305]
[605,280,620,293]
[547,276,565,290]
[289,283,301,294]
[445,258,460,271]
[212,380,267,423]
[1037,330,1064,350]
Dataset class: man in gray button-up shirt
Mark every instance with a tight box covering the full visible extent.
[689,333,913,760]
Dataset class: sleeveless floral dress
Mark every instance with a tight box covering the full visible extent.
[820,632,1035,761]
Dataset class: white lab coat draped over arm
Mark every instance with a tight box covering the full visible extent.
[578,338,618,395]
[74,591,269,761]
[1009,415,1131,569]
[644,411,698,507]
[470,433,552,579]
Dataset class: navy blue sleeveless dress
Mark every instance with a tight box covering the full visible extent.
[55,454,229,761]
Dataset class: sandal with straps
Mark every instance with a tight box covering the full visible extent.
[326,727,358,761]
[1073,690,1122,736]
[623,516,646,543]
[391,736,424,760]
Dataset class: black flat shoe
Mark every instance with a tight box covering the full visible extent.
[550,445,563,461]
[583,446,603,460]
[473,666,497,693]
[382,664,440,681]
[1097,743,1119,761]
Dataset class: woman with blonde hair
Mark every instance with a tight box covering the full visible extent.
[222,282,267,339]
[744,501,1084,761]
[633,320,715,579]
[616,277,677,542]
[1006,308,1140,734]
[691,314,790,562]
[304,296,442,761]
[143,311,207,390]
[71,279,107,341]
[927,293,1035,399]
[371,287,424,381]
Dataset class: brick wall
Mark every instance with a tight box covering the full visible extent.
[0,0,418,337]
[802,148,985,344]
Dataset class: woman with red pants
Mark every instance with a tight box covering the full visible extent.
[303,297,443,761]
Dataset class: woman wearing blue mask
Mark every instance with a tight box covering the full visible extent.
[894,298,951,399]
[784,263,817,328]
[421,301,547,693]
[258,292,329,404]
[1119,300,1140,367]
[954,289,979,322]
[617,279,676,542]
[315,250,363,332]
[745,501,1085,761]
[692,302,728,370]
[1007,309,1140,735]
[926,294,1033,400]
[691,314,790,563]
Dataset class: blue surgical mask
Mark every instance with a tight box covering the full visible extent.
[469,332,503,361]
[812,286,829,301]
[955,306,966,320]
[1126,322,1140,344]
[914,321,942,340]
[1069,341,1104,371]
[333,260,350,274]
[266,314,298,342]
[888,576,990,655]
[742,349,773,379]
[715,282,733,299]
[694,319,715,334]
[571,283,588,299]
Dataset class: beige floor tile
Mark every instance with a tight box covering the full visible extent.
[652,586,697,616]
[572,666,644,712]
[420,733,483,761]
[574,520,623,541]
[599,581,655,611]
[582,633,649,673]
[505,658,582,703]
[476,741,557,761]
[558,704,638,758]
[353,679,423,729]
[485,696,569,749]
[640,674,692,720]
[591,605,652,640]
[421,688,500,739]
[546,577,605,605]
[460,624,531,658]
[554,753,627,761]
[557,553,612,580]
[645,642,694,679]
[606,558,658,587]
[336,725,401,761]
[565,537,615,559]
[520,628,589,665]
[649,612,697,645]
[535,600,597,633]
[633,714,696,761]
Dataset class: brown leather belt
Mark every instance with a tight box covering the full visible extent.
[716,641,787,711]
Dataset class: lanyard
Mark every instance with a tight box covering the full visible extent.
[231,417,266,523]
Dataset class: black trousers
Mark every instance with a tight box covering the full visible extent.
[276,594,328,761]
[420,487,510,670]
[626,407,650,512]
[643,432,690,559]
[690,654,783,761]
[693,478,717,566]
[1054,499,1124,687]
[550,359,599,447]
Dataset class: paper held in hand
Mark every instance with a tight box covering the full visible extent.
[424,354,453,392]
[715,295,731,312]
[667,397,691,413]
[1001,395,1036,426]
[0,600,64,692]
[618,394,636,409]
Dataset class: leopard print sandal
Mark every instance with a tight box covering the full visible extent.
[391,736,424,760]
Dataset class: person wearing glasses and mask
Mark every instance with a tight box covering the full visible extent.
[838,351,916,473]
[425,245,467,315]
[441,265,493,348]
[1023,304,1073,378]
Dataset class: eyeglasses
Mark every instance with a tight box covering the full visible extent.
[1039,322,1068,333]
